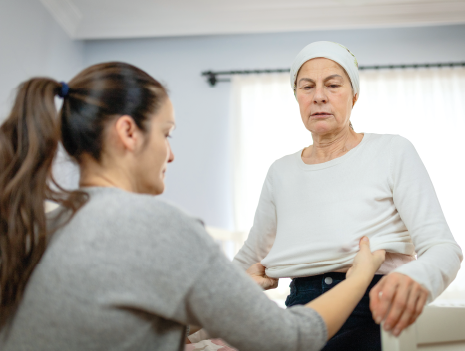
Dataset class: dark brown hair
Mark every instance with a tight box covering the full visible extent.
[0,62,167,327]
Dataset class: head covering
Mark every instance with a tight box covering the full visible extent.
[290,41,360,97]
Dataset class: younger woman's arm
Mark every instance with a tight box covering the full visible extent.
[182,237,384,351]
[307,237,385,338]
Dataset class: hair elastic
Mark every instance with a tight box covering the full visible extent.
[58,82,69,98]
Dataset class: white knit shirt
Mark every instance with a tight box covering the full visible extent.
[233,133,462,301]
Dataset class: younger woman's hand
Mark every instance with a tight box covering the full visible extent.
[346,237,386,283]
[246,263,279,290]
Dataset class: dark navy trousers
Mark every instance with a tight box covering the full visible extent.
[285,272,383,351]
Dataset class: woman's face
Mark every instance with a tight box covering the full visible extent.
[295,58,356,135]
[136,99,175,195]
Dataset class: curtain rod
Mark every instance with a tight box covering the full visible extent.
[201,61,465,87]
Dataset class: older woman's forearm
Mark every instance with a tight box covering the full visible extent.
[389,136,463,301]
[393,242,463,301]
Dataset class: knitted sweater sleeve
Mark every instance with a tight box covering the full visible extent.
[389,136,463,301]
[233,165,278,270]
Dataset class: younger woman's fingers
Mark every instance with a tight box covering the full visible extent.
[358,237,371,252]
[373,250,386,263]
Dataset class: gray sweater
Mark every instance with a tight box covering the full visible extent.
[0,187,326,351]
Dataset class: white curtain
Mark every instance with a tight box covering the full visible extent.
[230,73,310,232]
[230,67,465,295]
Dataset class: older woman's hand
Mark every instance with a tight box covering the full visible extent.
[246,263,279,290]
[369,273,429,336]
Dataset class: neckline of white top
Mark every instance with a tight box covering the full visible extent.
[295,132,371,171]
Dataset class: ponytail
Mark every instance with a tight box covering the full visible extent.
[0,61,167,328]
[0,78,86,327]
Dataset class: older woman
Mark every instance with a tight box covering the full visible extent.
[233,41,463,350]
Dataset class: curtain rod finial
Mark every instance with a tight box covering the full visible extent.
[203,71,217,87]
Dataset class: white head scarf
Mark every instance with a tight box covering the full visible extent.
[290,41,360,97]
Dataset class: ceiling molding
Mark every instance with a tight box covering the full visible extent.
[40,0,82,38]
[40,0,465,40]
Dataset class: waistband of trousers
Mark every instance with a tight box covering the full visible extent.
[293,272,384,286]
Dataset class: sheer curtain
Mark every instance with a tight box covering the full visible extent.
[230,67,465,298]
[230,74,309,232]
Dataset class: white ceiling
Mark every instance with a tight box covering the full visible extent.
[40,0,465,40]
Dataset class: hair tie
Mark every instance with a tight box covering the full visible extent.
[58,82,69,98]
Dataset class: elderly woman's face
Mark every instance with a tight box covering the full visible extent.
[295,58,356,135]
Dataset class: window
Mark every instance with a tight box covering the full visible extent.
[231,67,465,303]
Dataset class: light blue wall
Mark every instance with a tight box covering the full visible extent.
[0,0,84,120]
[84,24,465,230]
[0,0,85,190]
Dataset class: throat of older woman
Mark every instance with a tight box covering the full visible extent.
[301,130,364,165]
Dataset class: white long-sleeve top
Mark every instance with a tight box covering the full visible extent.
[233,133,463,301]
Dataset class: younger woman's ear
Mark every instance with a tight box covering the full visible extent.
[114,115,140,152]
